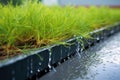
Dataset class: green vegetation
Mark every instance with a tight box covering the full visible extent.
[0,1,120,59]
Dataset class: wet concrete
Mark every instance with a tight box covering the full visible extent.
[39,32,120,80]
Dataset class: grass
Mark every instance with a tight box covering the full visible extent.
[0,0,120,59]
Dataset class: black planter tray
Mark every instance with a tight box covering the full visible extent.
[0,23,120,80]
[0,48,49,80]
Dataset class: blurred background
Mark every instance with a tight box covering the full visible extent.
[0,0,120,7]
[42,0,120,7]
[43,0,120,7]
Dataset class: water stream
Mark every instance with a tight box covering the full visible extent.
[48,48,52,71]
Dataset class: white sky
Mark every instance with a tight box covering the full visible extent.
[42,0,120,6]
[42,0,58,6]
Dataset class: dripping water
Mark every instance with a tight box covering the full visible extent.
[48,48,57,72]
[52,67,57,72]
[12,70,15,80]
[37,69,40,72]
[39,62,41,66]
[48,48,52,71]
[30,59,33,74]
[96,37,100,41]
[76,41,81,58]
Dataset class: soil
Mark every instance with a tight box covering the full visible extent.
[0,39,49,60]
[0,46,22,60]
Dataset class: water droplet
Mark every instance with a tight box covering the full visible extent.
[30,59,33,74]
[68,56,70,59]
[39,62,41,65]
[81,48,84,52]
[37,69,40,72]
[45,70,47,72]
[30,70,33,74]
[58,62,61,65]
[96,37,99,41]
[48,64,51,69]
